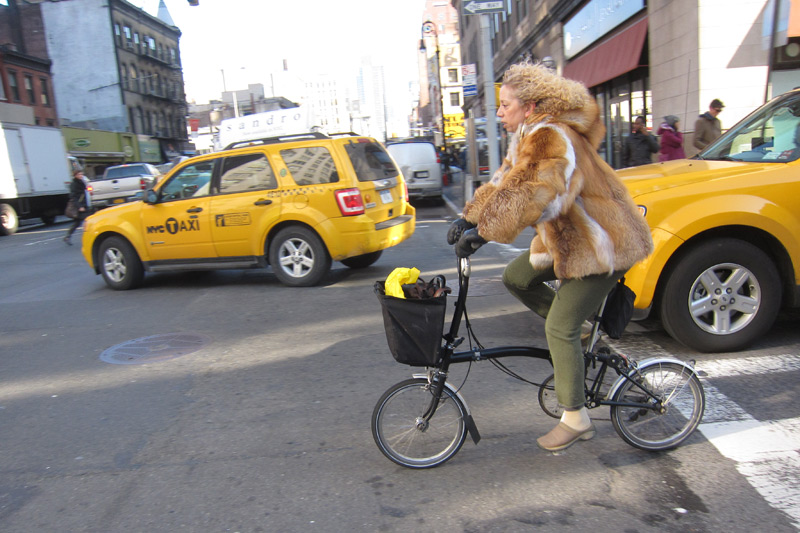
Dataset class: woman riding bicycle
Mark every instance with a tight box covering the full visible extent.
[448,62,653,452]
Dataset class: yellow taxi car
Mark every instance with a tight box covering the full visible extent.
[81,132,415,289]
[617,88,800,352]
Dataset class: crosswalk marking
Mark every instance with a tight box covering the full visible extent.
[609,343,800,529]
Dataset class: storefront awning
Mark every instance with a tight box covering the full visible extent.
[563,17,648,88]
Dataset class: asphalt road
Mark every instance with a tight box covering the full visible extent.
[0,201,798,532]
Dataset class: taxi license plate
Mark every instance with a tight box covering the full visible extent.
[379,189,393,204]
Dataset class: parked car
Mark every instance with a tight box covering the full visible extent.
[386,140,443,203]
[80,132,416,289]
[89,163,162,207]
[617,88,800,352]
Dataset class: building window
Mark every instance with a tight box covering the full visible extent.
[448,68,458,83]
[134,32,140,52]
[39,77,50,106]
[120,64,128,90]
[114,23,121,45]
[123,25,132,45]
[8,70,20,102]
[24,74,34,104]
[0,75,5,100]
[129,65,138,92]
[449,92,460,107]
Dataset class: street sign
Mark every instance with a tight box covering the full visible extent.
[463,0,505,15]
[462,64,477,97]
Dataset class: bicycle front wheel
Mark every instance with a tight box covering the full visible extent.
[372,378,468,468]
[610,362,705,451]
[538,374,562,419]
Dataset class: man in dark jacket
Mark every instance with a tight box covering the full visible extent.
[622,116,659,167]
[693,98,724,150]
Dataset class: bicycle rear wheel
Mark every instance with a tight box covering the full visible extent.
[610,361,705,451]
[372,378,468,468]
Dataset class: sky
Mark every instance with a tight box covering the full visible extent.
[129,0,428,105]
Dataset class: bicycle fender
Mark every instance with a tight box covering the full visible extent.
[606,356,698,400]
[413,373,481,445]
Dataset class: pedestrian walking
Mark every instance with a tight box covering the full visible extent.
[657,115,686,161]
[64,170,91,245]
[622,115,659,167]
[693,98,724,150]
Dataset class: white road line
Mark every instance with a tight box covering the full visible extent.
[698,354,800,378]
[698,383,800,529]
[608,340,800,528]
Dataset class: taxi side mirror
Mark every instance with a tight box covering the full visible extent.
[144,189,158,204]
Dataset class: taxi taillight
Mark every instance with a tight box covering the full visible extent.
[335,188,365,216]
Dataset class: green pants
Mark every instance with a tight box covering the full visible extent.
[502,251,625,409]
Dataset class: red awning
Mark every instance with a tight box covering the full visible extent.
[563,17,649,88]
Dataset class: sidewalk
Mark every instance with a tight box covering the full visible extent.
[442,168,478,217]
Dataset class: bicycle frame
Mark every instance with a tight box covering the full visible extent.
[419,257,689,427]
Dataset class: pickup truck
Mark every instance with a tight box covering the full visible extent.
[89,163,161,208]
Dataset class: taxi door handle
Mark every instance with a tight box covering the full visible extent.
[186,207,203,213]
[254,199,273,206]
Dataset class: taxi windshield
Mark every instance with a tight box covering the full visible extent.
[699,92,800,163]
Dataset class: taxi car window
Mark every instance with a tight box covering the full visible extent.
[220,153,277,193]
[345,142,399,181]
[160,161,214,201]
[703,96,800,163]
[280,147,338,186]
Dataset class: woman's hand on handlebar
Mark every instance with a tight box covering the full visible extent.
[447,218,476,245]
[455,228,487,257]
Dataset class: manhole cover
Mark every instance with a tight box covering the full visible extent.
[99,332,212,365]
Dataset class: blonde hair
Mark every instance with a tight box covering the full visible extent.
[501,62,590,116]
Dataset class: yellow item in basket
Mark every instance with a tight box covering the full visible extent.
[384,267,420,298]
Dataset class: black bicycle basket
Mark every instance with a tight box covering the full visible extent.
[374,280,448,366]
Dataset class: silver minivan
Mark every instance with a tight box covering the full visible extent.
[386,140,443,203]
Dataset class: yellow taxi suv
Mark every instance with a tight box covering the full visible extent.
[617,88,800,352]
[81,132,416,289]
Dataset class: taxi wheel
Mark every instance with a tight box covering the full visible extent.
[341,250,383,269]
[99,236,144,290]
[269,226,331,287]
[659,238,780,352]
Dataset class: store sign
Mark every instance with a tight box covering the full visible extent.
[73,139,91,148]
[444,114,465,139]
[563,0,645,59]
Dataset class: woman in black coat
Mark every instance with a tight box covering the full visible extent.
[64,170,91,245]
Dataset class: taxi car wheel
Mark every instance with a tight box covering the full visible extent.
[99,236,144,290]
[660,239,780,352]
[341,250,383,269]
[268,226,331,287]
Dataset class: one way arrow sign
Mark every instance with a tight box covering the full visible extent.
[463,0,505,15]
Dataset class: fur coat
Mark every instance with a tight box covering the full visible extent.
[462,84,653,279]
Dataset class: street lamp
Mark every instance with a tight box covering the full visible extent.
[420,20,447,155]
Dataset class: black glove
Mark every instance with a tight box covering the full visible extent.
[447,218,476,245]
[455,228,487,258]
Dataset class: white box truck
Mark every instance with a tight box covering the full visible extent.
[0,122,74,235]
